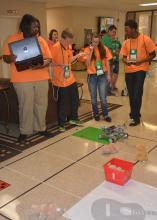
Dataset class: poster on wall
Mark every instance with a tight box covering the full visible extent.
[98,17,114,33]
[84,28,93,47]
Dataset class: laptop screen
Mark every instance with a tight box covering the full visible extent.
[9,36,42,62]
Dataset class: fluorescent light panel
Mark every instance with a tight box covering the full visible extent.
[140,2,157,6]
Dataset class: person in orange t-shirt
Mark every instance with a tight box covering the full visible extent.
[50,28,85,131]
[3,14,52,142]
[81,32,112,122]
[47,29,58,50]
[121,20,156,126]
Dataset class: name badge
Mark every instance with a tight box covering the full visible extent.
[130,49,137,61]
[64,65,70,78]
[95,60,104,76]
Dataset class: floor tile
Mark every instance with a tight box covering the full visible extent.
[42,135,101,161]
[0,168,38,207]
[46,163,104,198]
[0,184,78,220]
[6,150,73,182]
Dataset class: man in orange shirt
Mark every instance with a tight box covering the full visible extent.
[50,28,85,131]
[3,14,52,142]
[121,20,156,126]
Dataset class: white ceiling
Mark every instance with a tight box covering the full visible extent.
[26,0,157,10]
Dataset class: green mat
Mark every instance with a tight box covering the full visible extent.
[72,126,109,144]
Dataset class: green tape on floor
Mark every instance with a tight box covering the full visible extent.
[72,126,109,144]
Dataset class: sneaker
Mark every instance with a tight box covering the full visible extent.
[39,130,51,137]
[94,115,100,121]
[107,91,115,96]
[69,120,83,126]
[59,126,66,132]
[18,134,27,143]
[104,116,112,122]
[129,119,140,126]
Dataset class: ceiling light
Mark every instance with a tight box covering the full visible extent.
[140,3,157,6]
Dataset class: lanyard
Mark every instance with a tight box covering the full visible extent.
[60,43,70,65]
[129,36,139,59]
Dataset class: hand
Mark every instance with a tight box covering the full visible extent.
[77,52,86,58]
[126,60,136,66]
[89,45,94,51]
[107,74,111,82]
[30,59,51,70]
[134,60,143,65]
[10,54,17,62]
[30,63,42,70]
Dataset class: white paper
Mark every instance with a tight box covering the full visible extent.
[64,180,157,220]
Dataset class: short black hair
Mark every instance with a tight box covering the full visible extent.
[125,20,138,30]
[108,25,117,31]
[100,29,106,35]
[49,29,58,40]
[19,14,40,37]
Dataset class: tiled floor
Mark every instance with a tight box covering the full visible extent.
[0,62,157,219]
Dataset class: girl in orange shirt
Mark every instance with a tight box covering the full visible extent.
[83,32,112,121]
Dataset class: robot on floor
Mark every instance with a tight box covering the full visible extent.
[99,124,128,143]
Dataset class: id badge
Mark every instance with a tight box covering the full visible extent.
[130,49,137,61]
[64,65,70,78]
[95,60,104,76]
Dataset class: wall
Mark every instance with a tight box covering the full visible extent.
[47,7,73,38]
[0,0,47,37]
[47,6,126,48]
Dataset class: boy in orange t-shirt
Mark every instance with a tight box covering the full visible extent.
[50,28,85,131]
[121,20,156,126]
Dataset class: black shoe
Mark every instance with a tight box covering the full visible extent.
[129,119,140,126]
[18,134,27,143]
[39,130,51,137]
[104,116,112,122]
[94,115,100,121]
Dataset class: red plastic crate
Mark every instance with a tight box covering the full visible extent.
[103,158,133,185]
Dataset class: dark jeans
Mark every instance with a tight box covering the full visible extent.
[55,82,79,126]
[125,71,146,121]
[87,74,108,117]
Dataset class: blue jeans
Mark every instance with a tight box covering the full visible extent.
[87,74,108,117]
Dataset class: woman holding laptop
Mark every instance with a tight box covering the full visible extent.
[3,14,52,142]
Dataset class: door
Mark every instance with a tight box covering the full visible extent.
[0,16,19,78]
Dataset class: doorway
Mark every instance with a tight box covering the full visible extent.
[0,16,20,78]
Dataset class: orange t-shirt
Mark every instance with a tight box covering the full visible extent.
[83,46,112,74]
[120,34,156,73]
[3,32,52,83]
[50,41,75,87]
[47,39,57,52]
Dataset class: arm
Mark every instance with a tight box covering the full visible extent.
[135,51,156,65]
[71,52,86,64]
[86,46,94,65]
[106,60,111,81]
[31,58,52,70]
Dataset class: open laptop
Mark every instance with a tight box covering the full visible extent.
[9,36,44,71]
